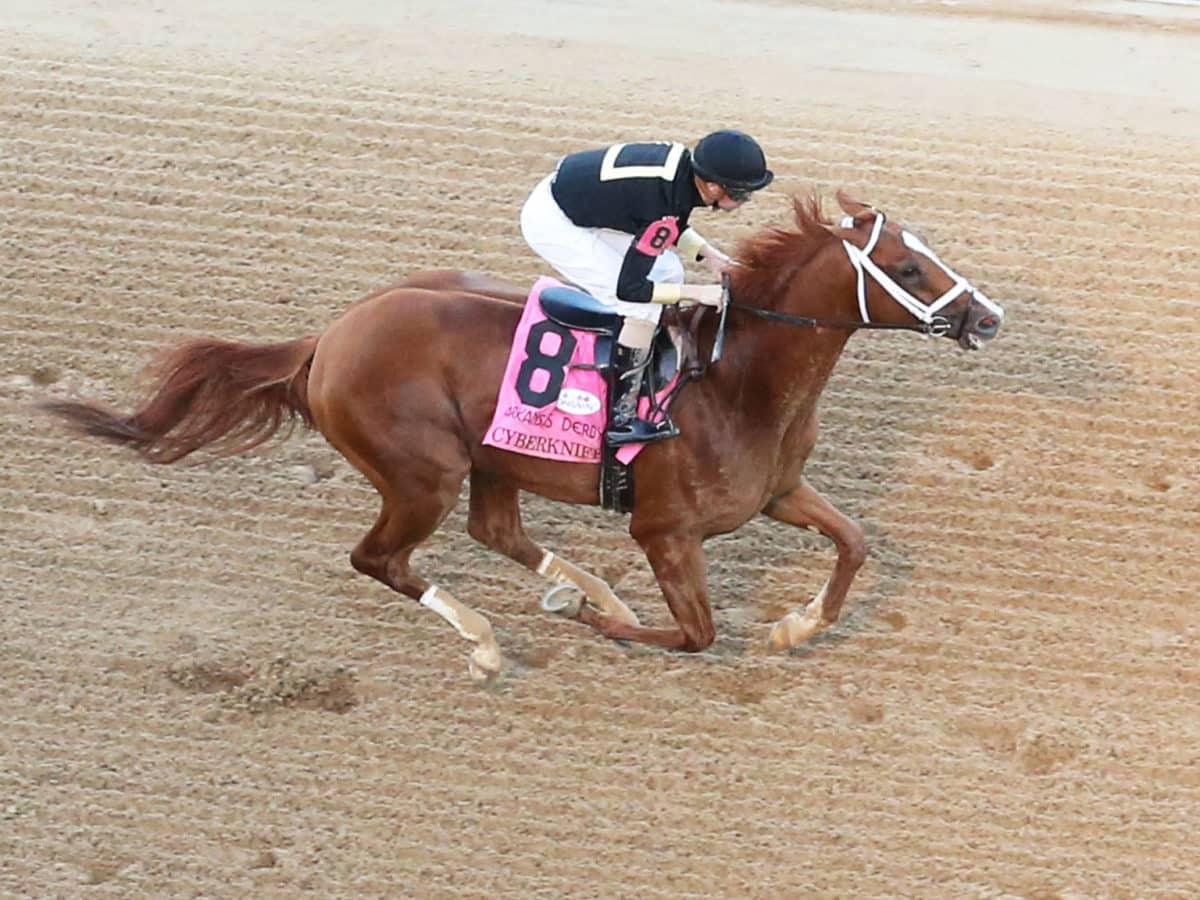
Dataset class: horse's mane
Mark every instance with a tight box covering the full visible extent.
[733,193,835,303]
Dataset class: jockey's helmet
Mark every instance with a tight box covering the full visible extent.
[692,130,774,195]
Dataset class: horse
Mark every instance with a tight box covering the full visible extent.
[39,192,1004,682]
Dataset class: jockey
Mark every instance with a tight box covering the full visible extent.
[520,129,773,446]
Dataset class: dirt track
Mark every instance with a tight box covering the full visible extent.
[3,1,1199,897]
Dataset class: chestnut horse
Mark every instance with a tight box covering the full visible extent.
[40,193,1004,681]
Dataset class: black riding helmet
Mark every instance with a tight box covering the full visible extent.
[691,130,774,196]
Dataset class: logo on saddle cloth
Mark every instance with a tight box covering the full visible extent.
[483,277,676,465]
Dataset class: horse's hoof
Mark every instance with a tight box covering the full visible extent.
[540,584,583,618]
[768,610,823,651]
[467,642,502,683]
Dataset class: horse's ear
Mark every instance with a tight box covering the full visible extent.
[835,190,876,227]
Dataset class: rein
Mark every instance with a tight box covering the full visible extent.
[706,275,948,367]
[727,302,951,336]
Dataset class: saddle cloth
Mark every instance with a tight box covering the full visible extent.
[482,276,676,465]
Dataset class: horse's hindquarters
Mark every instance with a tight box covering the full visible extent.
[308,286,601,507]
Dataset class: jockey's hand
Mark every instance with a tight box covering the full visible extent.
[702,246,735,280]
[687,284,726,310]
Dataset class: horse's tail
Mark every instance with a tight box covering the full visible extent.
[38,335,320,464]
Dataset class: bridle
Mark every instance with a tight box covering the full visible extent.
[724,211,1002,340]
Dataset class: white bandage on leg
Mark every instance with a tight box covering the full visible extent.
[536,552,640,626]
[420,585,502,680]
[420,585,490,643]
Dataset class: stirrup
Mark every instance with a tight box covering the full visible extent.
[605,417,679,447]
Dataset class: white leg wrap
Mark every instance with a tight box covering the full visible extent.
[768,578,833,652]
[536,552,639,626]
[420,585,488,643]
[804,578,831,621]
[420,585,501,681]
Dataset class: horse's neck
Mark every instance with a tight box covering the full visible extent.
[722,250,857,424]
[728,324,849,425]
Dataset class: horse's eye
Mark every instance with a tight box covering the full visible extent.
[900,264,921,280]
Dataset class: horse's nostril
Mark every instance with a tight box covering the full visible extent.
[977,316,998,331]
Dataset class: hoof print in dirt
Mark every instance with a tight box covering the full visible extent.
[166,654,357,714]
[227,656,359,714]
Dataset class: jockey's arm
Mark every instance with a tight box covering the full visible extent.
[678,227,734,279]
[616,220,725,309]
[650,283,724,308]
[614,218,678,305]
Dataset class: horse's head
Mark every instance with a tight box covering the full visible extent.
[834,192,1004,350]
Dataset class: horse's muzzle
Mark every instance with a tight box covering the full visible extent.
[957,290,1004,351]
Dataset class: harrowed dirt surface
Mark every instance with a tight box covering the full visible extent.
[2,0,1198,897]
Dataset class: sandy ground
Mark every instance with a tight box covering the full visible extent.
[2,0,1199,897]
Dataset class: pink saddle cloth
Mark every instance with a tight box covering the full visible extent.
[483,277,675,465]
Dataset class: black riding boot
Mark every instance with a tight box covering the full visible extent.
[606,343,679,447]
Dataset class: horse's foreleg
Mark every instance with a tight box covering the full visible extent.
[577,532,714,652]
[467,471,639,626]
[761,477,867,650]
[537,554,639,626]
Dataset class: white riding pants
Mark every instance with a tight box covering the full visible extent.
[520,174,684,327]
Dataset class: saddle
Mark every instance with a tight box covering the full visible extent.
[538,285,705,513]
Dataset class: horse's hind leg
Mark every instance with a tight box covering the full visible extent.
[336,430,504,681]
[466,470,640,626]
[351,497,503,682]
